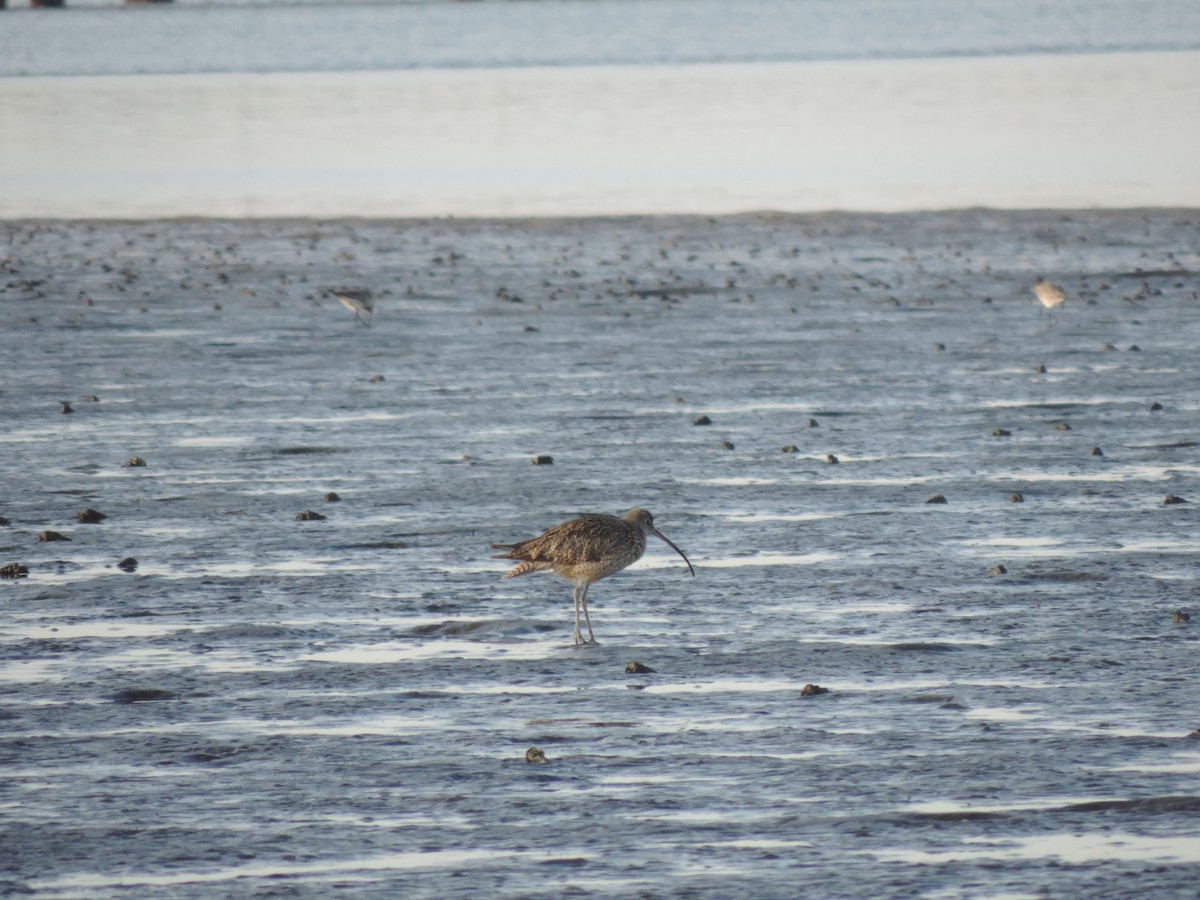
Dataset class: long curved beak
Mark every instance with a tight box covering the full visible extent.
[650,527,695,577]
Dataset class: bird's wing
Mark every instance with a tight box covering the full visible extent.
[501,516,620,563]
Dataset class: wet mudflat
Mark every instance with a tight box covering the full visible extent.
[1,210,1199,897]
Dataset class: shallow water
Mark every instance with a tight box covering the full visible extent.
[4,0,1200,218]
[2,210,1199,896]
[4,0,1198,77]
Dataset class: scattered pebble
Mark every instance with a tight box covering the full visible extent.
[825,453,839,465]
[988,564,1008,576]
[1089,447,1104,457]
[992,428,1011,437]
[1034,363,1047,374]
[1149,401,1164,411]
[38,531,70,542]
[800,684,830,697]
[81,395,99,403]
[323,492,341,502]
[1010,493,1024,503]
[781,445,798,453]
[625,661,655,674]
[525,747,548,764]
[1128,344,1141,352]
[531,455,554,465]
[0,515,10,526]
[719,440,735,450]
[692,415,712,426]
[806,418,819,428]
[1172,611,1191,624]
[0,562,29,579]
[1163,494,1187,505]
[1103,343,1117,351]
[926,494,948,504]
[76,508,107,523]
[60,401,74,414]
[122,456,147,468]
[296,509,327,521]
[117,557,139,572]
[368,374,385,383]
[522,324,539,333]
[1054,422,1072,431]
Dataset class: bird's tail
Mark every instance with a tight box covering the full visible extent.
[491,544,549,579]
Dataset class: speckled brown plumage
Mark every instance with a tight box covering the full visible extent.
[492,508,694,646]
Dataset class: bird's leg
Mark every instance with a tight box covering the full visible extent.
[580,583,596,644]
[572,584,583,646]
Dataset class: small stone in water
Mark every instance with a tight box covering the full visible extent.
[38,531,70,542]
[525,747,548,764]
[531,455,554,466]
[117,557,139,572]
[926,494,948,504]
[76,508,107,523]
[625,661,655,674]
[800,684,830,696]
[122,456,147,468]
[296,509,326,521]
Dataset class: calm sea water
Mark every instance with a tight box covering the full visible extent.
[3,0,1200,77]
[2,0,1200,216]
[2,210,1200,896]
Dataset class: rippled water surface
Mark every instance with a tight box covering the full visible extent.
[2,210,1200,896]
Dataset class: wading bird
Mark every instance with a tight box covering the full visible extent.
[492,508,694,645]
